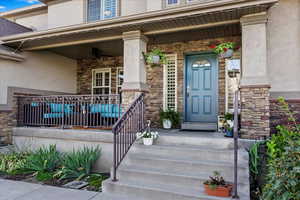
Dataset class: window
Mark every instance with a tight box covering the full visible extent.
[167,0,179,5]
[163,54,177,111]
[87,0,117,22]
[92,68,111,95]
[192,59,211,68]
[116,68,124,94]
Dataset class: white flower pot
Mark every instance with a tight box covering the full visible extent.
[220,49,234,58]
[163,119,172,129]
[143,138,153,146]
[152,55,160,64]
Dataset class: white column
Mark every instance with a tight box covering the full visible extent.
[240,12,269,86]
[122,30,148,91]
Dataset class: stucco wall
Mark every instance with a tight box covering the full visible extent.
[267,0,300,94]
[121,0,147,16]
[48,0,85,29]
[0,51,77,105]
[15,13,48,31]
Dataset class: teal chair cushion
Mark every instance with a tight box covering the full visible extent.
[43,113,64,119]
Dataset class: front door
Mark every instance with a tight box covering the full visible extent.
[185,54,218,123]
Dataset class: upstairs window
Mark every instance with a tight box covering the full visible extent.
[167,0,179,6]
[87,0,117,22]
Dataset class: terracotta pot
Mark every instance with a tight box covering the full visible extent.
[204,184,232,197]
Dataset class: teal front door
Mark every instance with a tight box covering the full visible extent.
[185,54,218,123]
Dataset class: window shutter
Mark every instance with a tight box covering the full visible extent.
[103,0,117,19]
[87,0,101,22]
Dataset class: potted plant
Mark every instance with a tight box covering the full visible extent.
[143,48,168,67]
[222,113,234,137]
[159,109,180,129]
[136,131,159,146]
[203,171,233,197]
[209,42,236,58]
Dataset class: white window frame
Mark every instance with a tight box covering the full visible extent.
[92,68,111,95]
[116,67,124,94]
[86,0,118,22]
[163,54,178,111]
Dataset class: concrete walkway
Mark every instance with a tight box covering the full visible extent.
[0,179,106,200]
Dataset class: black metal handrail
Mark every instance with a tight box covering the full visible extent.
[17,94,121,129]
[232,90,239,199]
[112,93,145,181]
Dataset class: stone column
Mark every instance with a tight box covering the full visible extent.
[240,12,270,139]
[122,31,149,109]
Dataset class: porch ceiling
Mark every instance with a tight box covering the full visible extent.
[1,0,276,51]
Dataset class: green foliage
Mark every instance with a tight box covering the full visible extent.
[55,146,101,180]
[249,141,264,175]
[36,171,55,182]
[159,109,181,128]
[0,152,28,175]
[212,42,235,54]
[144,48,168,66]
[204,171,227,190]
[86,174,108,191]
[22,145,61,175]
[224,113,234,121]
[261,97,300,200]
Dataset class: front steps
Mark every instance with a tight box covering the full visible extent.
[102,133,250,200]
[181,122,218,131]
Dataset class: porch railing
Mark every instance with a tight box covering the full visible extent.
[112,93,145,181]
[232,90,240,199]
[17,94,121,129]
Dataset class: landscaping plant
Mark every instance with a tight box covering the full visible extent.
[55,146,101,180]
[0,152,28,175]
[21,145,61,181]
[209,42,236,55]
[86,173,109,192]
[203,171,232,197]
[143,48,168,66]
[261,97,300,200]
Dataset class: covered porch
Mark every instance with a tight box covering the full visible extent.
[3,0,276,138]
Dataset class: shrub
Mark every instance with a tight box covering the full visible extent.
[86,174,108,191]
[22,145,61,181]
[55,146,101,180]
[0,152,28,175]
[261,97,300,200]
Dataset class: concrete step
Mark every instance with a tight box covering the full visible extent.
[124,154,249,183]
[181,122,218,131]
[153,133,239,149]
[117,165,249,194]
[103,179,232,200]
[131,143,249,163]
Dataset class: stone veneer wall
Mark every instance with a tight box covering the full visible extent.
[270,99,300,134]
[146,36,241,127]
[0,111,15,144]
[240,86,271,139]
[77,56,123,94]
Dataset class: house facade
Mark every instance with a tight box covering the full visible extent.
[0,0,300,144]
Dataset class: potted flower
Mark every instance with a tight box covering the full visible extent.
[203,171,233,197]
[143,48,168,67]
[222,113,234,137]
[159,109,180,129]
[136,131,159,146]
[209,42,236,58]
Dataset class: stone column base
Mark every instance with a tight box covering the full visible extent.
[122,89,147,111]
[0,110,15,144]
[240,85,271,139]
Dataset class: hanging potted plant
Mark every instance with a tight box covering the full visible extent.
[136,130,159,146]
[143,48,168,67]
[203,171,233,197]
[159,109,181,129]
[210,42,236,58]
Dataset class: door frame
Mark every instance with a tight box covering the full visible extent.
[183,52,219,122]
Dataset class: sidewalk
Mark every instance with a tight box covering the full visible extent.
[0,179,105,200]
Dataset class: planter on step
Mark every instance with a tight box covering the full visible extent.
[162,119,172,129]
[204,184,233,197]
[143,138,153,146]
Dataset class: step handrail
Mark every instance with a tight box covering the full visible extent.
[112,93,146,181]
[232,90,239,199]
